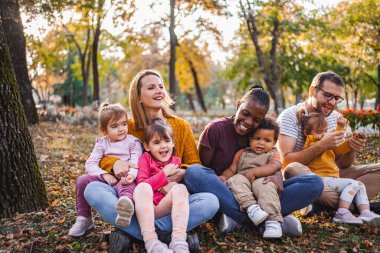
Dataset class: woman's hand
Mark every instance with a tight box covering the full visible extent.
[262,171,284,196]
[163,163,180,177]
[219,175,227,182]
[101,173,118,186]
[159,182,178,195]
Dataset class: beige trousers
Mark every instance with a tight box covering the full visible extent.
[227,174,283,222]
[283,162,380,209]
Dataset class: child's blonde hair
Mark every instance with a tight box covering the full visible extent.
[296,107,327,135]
[98,102,128,133]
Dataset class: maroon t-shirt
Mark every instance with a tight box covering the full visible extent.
[199,116,249,175]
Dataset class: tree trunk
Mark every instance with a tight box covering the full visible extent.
[92,0,105,105]
[92,24,100,104]
[0,17,48,218]
[376,64,380,110]
[188,58,207,113]
[345,90,349,108]
[169,0,177,109]
[240,0,284,114]
[0,0,38,124]
[185,93,196,112]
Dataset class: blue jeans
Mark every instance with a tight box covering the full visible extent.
[84,181,219,240]
[184,165,324,224]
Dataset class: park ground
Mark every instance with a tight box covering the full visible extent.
[0,119,379,253]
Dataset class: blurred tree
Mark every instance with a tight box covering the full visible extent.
[0,0,39,124]
[0,17,48,218]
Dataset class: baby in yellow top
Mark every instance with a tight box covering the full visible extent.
[297,108,380,227]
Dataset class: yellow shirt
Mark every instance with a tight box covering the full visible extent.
[99,117,201,173]
[303,135,351,178]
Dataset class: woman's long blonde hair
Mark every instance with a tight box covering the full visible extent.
[129,69,175,130]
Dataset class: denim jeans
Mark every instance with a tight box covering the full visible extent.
[84,181,219,240]
[184,165,324,224]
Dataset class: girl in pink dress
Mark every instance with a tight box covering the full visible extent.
[134,119,190,253]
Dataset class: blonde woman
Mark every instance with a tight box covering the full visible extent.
[83,70,219,252]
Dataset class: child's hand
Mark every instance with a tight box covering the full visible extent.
[219,175,227,182]
[101,173,118,186]
[163,163,180,177]
[336,115,347,130]
[113,161,130,179]
[120,174,135,185]
[159,182,178,195]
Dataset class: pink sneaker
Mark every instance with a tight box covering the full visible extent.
[169,238,189,253]
[115,196,134,227]
[145,239,173,253]
[358,210,380,227]
[68,216,95,237]
[333,210,363,225]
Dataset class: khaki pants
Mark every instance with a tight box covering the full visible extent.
[226,174,283,222]
[283,162,380,209]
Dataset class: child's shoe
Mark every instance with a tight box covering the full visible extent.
[115,196,134,227]
[263,220,282,239]
[247,204,269,225]
[358,210,380,227]
[68,216,95,237]
[169,238,190,253]
[218,214,242,233]
[145,239,173,253]
[333,209,363,225]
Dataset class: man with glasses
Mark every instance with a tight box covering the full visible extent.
[277,71,380,214]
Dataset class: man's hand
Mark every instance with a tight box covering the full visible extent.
[317,131,346,150]
[262,171,283,196]
[167,169,185,182]
[163,163,180,177]
[219,175,227,182]
[101,173,118,186]
[159,182,178,195]
[349,132,366,151]
[120,174,135,185]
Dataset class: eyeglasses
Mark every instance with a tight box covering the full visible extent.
[316,87,344,104]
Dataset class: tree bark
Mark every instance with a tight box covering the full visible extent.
[0,0,39,124]
[92,0,105,105]
[169,0,177,109]
[240,0,285,113]
[185,93,196,112]
[377,64,380,110]
[0,17,48,218]
[188,58,207,113]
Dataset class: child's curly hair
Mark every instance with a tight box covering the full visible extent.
[249,118,280,142]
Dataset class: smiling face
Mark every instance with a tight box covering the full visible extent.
[105,115,128,142]
[139,74,166,110]
[249,129,276,155]
[308,126,328,140]
[233,99,268,136]
[310,80,344,117]
[144,133,174,163]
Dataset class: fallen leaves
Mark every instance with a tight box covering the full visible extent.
[0,121,379,252]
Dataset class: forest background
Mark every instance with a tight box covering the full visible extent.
[0,0,379,252]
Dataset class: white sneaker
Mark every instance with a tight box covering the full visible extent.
[218,214,242,233]
[115,196,135,227]
[358,210,380,227]
[263,221,282,239]
[282,215,302,237]
[299,204,313,217]
[247,204,269,226]
[68,216,95,237]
